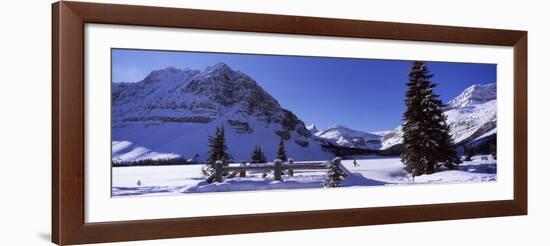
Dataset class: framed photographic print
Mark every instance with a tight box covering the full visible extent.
[52,1,527,245]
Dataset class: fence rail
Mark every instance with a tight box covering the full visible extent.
[207,157,342,183]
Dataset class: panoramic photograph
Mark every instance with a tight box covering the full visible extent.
[111,48,497,197]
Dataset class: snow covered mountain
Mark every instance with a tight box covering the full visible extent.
[445,99,496,144]
[112,63,329,162]
[315,125,383,150]
[380,126,403,150]
[447,83,496,108]
[306,124,319,134]
[379,83,497,150]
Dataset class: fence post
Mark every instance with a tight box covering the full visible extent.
[239,160,246,177]
[215,160,224,183]
[274,159,282,181]
[288,159,294,177]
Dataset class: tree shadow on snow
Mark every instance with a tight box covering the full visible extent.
[112,186,179,196]
[343,172,388,186]
[458,163,497,174]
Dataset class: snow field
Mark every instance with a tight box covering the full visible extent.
[112,156,496,196]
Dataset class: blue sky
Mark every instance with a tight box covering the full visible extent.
[112,49,496,132]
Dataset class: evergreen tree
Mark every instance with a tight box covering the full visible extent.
[277,138,288,162]
[401,61,460,176]
[464,145,475,161]
[490,143,497,160]
[251,146,267,164]
[251,146,259,164]
[202,126,231,176]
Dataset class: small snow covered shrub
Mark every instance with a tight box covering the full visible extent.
[323,162,346,188]
[201,164,215,176]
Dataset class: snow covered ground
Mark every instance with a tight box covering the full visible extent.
[112,155,496,197]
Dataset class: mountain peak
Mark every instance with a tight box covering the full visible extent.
[191,62,243,83]
[205,62,233,73]
[306,124,319,134]
[447,83,496,108]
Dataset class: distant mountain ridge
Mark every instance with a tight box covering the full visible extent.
[315,125,383,150]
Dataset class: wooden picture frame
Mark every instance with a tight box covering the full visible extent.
[52,1,527,245]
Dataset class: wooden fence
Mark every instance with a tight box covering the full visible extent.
[207,157,343,183]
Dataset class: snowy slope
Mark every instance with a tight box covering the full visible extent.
[380,83,496,149]
[315,125,383,150]
[444,99,496,144]
[112,63,329,162]
[380,126,403,150]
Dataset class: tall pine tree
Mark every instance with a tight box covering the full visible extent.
[277,138,288,162]
[202,126,231,176]
[401,61,460,176]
